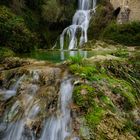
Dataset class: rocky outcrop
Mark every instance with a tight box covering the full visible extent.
[0,58,68,139]
[110,0,140,22]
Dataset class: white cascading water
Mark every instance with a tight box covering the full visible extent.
[60,0,97,50]
[2,75,25,100]
[40,78,74,140]
[0,73,40,140]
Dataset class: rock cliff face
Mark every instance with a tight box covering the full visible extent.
[110,0,140,21]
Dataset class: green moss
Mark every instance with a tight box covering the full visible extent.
[69,63,98,80]
[70,56,138,110]
[97,74,136,109]
[70,45,140,139]
[112,86,136,109]
[100,96,114,107]
[85,70,136,109]
[85,105,105,127]
[73,84,95,110]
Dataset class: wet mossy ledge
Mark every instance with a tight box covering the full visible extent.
[67,43,140,139]
[0,57,69,138]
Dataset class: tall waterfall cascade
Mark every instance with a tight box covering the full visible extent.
[60,0,97,50]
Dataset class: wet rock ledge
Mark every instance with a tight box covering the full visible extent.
[0,57,68,139]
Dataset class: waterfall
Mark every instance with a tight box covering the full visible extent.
[0,73,40,140]
[60,0,97,50]
[40,77,74,140]
[1,75,25,100]
[0,71,76,140]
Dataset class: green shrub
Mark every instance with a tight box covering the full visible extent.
[0,6,38,53]
[0,47,15,62]
[22,8,40,31]
[41,0,61,22]
[102,22,140,46]
[69,55,83,65]
[41,0,75,23]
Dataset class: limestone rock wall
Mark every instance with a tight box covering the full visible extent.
[110,0,140,21]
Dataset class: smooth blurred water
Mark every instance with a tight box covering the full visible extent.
[40,78,73,140]
[0,73,40,140]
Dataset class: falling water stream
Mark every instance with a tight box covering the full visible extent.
[1,75,25,100]
[40,78,74,140]
[0,74,40,140]
[60,0,97,50]
[0,73,75,140]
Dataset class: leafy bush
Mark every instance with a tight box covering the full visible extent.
[41,0,61,22]
[0,47,15,62]
[69,55,83,65]
[41,0,75,23]
[25,0,44,11]
[0,6,38,53]
[102,22,140,46]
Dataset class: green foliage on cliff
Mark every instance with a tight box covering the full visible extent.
[0,6,38,53]
[102,21,140,46]
[88,0,114,39]
[0,48,15,61]
[0,0,77,50]
[41,0,75,23]
[42,0,61,22]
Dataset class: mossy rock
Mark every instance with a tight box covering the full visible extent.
[73,84,95,111]
[85,105,105,127]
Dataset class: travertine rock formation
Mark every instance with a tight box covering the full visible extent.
[110,0,140,22]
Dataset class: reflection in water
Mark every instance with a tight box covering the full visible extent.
[60,51,65,61]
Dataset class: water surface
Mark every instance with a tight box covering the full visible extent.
[21,50,96,63]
